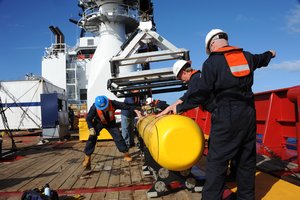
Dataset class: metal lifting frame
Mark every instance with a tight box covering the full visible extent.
[108,21,190,97]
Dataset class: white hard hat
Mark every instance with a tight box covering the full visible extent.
[146,97,153,104]
[205,29,228,55]
[172,60,190,78]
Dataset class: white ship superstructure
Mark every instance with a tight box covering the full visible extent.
[42,1,142,109]
[42,0,188,110]
[42,26,100,106]
[77,0,140,108]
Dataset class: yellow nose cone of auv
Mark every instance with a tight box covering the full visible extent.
[137,114,204,171]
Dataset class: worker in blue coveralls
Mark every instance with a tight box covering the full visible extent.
[165,29,276,200]
[82,95,140,169]
[157,60,216,116]
[121,94,142,148]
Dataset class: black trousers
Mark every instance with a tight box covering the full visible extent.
[84,126,129,156]
[202,100,256,200]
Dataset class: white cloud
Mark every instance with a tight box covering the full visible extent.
[271,59,300,72]
[286,5,300,33]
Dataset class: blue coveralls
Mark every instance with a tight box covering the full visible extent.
[178,48,274,200]
[177,70,216,113]
[121,96,140,148]
[84,100,136,155]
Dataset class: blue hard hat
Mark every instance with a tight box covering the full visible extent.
[95,95,109,110]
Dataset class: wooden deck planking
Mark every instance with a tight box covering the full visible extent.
[83,145,108,189]
[1,149,66,191]
[119,154,132,187]
[0,135,203,200]
[132,190,149,200]
[90,192,107,199]
[105,191,119,199]
[48,143,83,190]
[0,196,19,200]
[2,133,300,200]
[0,153,41,180]
[0,143,65,180]
[18,148,74,191]
[129,155,146,185]
[96,145,117,188]
[108,147,121,188]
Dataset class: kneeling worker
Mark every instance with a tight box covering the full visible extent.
[83,95,140,169]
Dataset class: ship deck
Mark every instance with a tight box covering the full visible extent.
[1,131,300,200]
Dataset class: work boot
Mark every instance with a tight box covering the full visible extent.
[82,155,91,168]
[123,152,132,162]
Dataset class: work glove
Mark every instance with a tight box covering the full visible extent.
[89,128,96,136]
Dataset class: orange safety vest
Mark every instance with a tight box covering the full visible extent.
[191,70,200,76]
[134,96,140,105]
[96,101,116,125]
[214,46,250,77]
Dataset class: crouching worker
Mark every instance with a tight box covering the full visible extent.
[83,95,140,169]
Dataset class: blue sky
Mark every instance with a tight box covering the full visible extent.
[0,0,300,103]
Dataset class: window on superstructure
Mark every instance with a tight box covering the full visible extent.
[67,70,76,84]
[87,39,94,46]
[80,89,87,101]
[67,85,76,100]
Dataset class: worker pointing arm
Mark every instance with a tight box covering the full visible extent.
[183,29,276,200]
